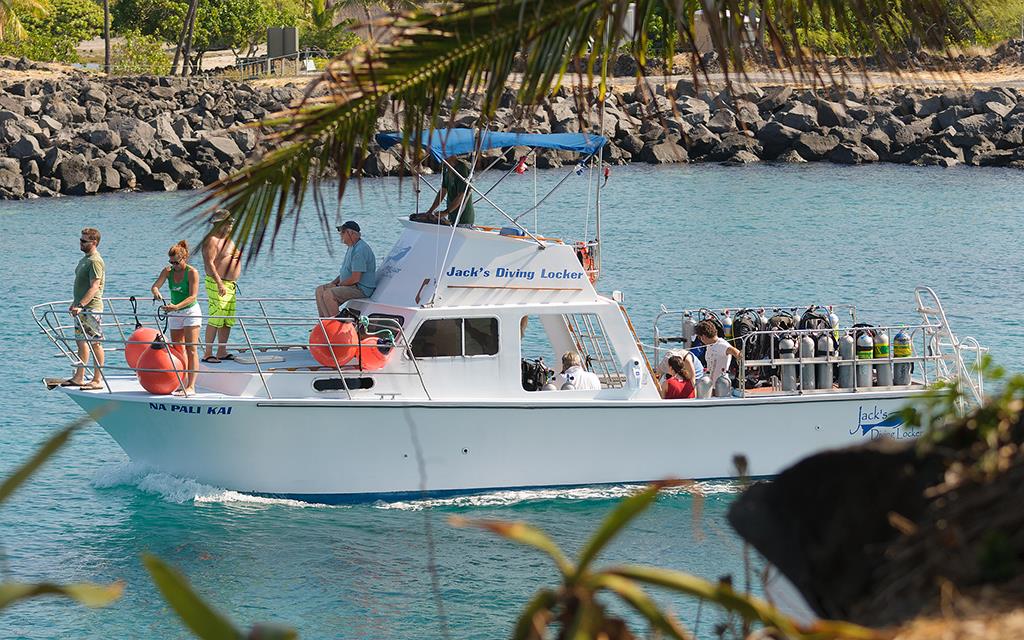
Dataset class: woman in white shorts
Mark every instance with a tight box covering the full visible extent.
[151,240,201,395]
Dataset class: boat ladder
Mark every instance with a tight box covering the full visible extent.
[563,312,624,388]
[914,286,986,408]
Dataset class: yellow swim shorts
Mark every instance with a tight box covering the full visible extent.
[205,276,237,328]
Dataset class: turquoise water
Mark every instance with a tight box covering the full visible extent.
[1,163,1022,638]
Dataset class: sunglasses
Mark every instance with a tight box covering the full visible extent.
[169,258,182,264]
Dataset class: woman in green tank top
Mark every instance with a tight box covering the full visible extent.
[151,240,201,396]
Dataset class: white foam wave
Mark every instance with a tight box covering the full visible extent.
[91,462,336,509]
[374,481,741,511]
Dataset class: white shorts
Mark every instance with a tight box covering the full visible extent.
[167,304,202,330]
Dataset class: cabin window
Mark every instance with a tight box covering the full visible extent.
[520,313,623,389]
[313,377,375,392]
[411,318,498,358]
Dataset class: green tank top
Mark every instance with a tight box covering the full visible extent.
[169,268,195,308]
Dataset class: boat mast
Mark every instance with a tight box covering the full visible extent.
[595,98,604,279]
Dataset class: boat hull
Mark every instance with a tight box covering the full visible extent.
[68,389,923,499]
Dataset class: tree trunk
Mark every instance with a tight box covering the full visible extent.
[180,0,200,77]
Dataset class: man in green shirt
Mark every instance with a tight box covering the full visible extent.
[66,227,106,390]
[420,156,475,226]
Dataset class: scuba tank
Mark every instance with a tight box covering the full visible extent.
[828,306,840,342]
[893,328,913,386]
[856,332,874,388]
[815,333,833,389]
[713,372,732,397]
[838,332,855,389]
[874,330,892,387]
[779,337,797,392]
[799,334,815,391]
[696,374,713,398]
[722,310,734,341]
[682,312,696,345]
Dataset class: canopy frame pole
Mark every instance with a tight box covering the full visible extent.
[512,153,597,223]
[438,158,545,247]
[387,149,439,197]
[596,100,605,277]
[474,147,537,204]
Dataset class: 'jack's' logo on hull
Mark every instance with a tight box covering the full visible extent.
[851,405,921,440]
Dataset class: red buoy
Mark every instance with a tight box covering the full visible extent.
[358,336,392,371]
[309,320,357,367]
[136,340,185,395]
[125,327,161,369]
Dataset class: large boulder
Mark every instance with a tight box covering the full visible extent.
[115,149,152,177]
[793,132,840,161]
[200,135,245,166]
[758,86,793,113]
[0,167,25,198]
[57,154,101,195]
[721,150,761,165]
[153,112,184,151]
[778,102,819,132]
[682,124,720,158]
[8,133,43,160]
[706,132,762,161]
[755,121,801,159]
[109,114,157,157]
[970,88,1013,113]
[141,172,178,191]
[154,157,201,184]
[828,143,879,165]
[815,98,851,127]
[638,138,688,164]
[706,109,737,134]
[86,127,121,152]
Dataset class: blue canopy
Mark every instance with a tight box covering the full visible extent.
[375,129,607,162]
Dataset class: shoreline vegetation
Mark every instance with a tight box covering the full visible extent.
[2,48,1024,200]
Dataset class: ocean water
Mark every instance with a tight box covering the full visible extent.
[1,163,1022,639]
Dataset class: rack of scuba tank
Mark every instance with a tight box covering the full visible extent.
[731,322,949,397]
[651,304,858,367]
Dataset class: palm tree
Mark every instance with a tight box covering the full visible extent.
[195,0,982,254]
[0,0,47,41]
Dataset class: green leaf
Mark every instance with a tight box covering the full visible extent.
[0,410,107,505]
[142,554,244,640]
[588,573,690,640]
[607,564,802,636]
[575,481,684,576]
[511,588,557,640]
[0,581,123,610]
[449,516,574,578]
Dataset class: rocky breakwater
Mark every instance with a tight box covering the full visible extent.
[419,81,1024,171]
[0,72,303,198]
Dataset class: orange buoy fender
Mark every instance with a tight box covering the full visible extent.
[137,340,185,395]
[309,320,358,367]
[358,336,392,371]
[125,327,161,369]
[169,343,186,365]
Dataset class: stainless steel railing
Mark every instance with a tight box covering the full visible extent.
[31,296,431,400]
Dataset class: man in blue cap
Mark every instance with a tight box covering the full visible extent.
[315,220,377,317]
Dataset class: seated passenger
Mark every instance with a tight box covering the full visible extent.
[557,351,601,390]
[655,348,703,384]
[695,320,741,381]
[315,221,377,318]
[663,355,696,399]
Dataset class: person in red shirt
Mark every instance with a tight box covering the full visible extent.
[663,355,696,399]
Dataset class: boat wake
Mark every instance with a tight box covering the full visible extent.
[91,462,338,508]
[373,481,741,511]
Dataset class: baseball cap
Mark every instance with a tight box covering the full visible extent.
[210,208,233,224]
[336,220,361,233]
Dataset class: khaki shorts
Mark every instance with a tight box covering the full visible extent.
[330,285,365,305]
[74,311,103,341]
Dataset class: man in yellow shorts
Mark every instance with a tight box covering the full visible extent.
[201,210,242,363]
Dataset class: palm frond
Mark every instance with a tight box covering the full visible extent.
[194,0,983,256]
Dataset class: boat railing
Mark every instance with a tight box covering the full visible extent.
[644,320,988,402]
[30,296,431,400]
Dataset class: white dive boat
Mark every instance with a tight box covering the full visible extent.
[33,130,987,501]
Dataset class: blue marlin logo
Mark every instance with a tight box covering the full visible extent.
[386,245,413,263]
[856,414,904,435]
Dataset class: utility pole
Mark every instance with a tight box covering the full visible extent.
[103,0,110,74]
